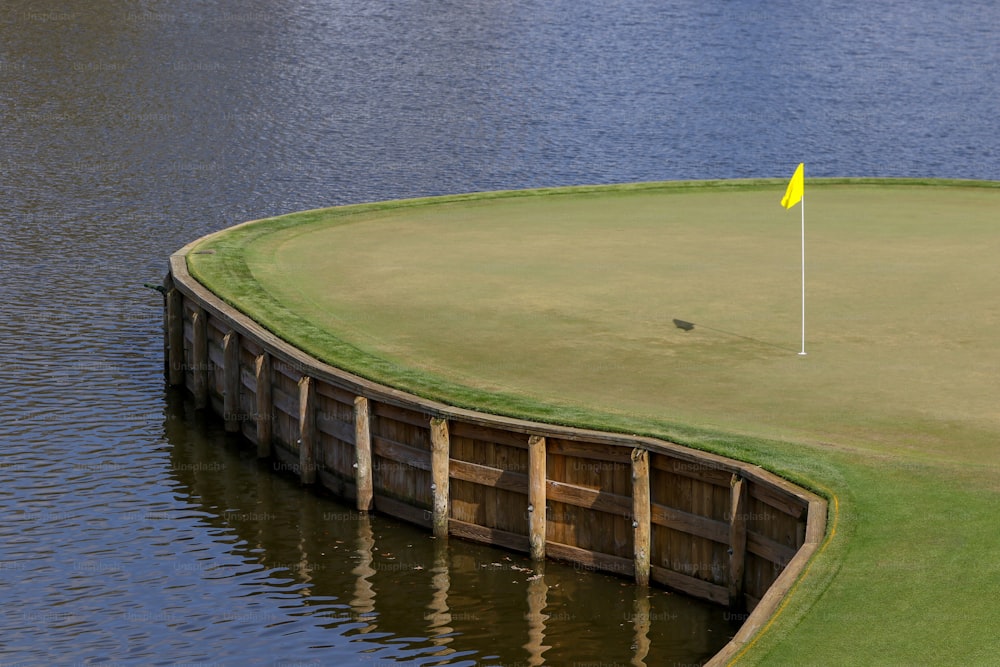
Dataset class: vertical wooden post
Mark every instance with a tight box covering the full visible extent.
[222,331,241,432]
[298,376,316,485]
[631,448,651,587]
[191,308,208,409]
[528,435,547,561]
[354,396,374,512]
[161,274,173,380]
[166,287,185,387]
[430,417,450,539]
[729,473,748,611]
[254,353,272,458]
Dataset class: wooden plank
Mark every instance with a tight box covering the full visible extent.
[650,453,735,487]
[166,288,185,386]
[430,418,450,539]
[528,435,546,561]
[240,336,262,358]
[298,376,316,485]
[805,498,828,545]
[448,479,477,526]
[316,415,355,443]
[650,502,729,544]
[240,418,256,445]
[314,380,357,406]
[254,353,272,458]
[545,438,633,464]
[373,436,432,471]
[374,495,432,529]
[317,467,357,503]
[486,440,501,529]
[448,459,529,494]
[737,464,821,508]
[191,308,209,409]
[729,474,749,610]
[631,448,651,586]
[692,477,713,587]
[222,331,241,432]
[240,364,257,393]
[546,479,632,517]
[272,358,306,384]
[207,339,224,369]
[449,420,530,449]
[374,402,432,430]
[318,429,348,479]
[495,486,529,536]
[206,314,228,338]
[156,271,174,384]
[160,275,173,377]
[492,443,510,530]
[354,396,373,512]
[650,565,730,606]
[613,453,631,556]
[271,385,298,421]
[748,481,808,519]
[271,440,297,473]
[546,541,634,579]
[747,531,798,568]
[448,518,530,553]
[747,553,771,604]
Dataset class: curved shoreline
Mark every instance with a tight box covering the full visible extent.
[165,194,830,663]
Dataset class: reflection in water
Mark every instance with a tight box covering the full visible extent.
[162,391,734,665]
[632,592,652,667]
[426,541,455,656]
[524,562,551,666]
[350,513,378,634]
[296,495,315,595]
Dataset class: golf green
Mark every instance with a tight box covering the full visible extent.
[188,179,1000,664]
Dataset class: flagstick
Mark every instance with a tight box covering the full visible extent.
[799,195,806,356]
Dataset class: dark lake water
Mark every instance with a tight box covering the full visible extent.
[1,1,996,665]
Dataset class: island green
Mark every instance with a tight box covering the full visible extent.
[188,179,1000,665]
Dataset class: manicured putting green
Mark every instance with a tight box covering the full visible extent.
[194,179,1000,466]
[188,180,1000,665]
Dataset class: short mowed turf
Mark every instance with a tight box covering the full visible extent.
[188,179,1000,665]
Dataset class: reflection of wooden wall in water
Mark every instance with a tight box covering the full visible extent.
[166,246,826,664]
[166,438,593,667]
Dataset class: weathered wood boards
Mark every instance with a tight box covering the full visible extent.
[254,353,272,457]
[298,376,316,485]
[354,396,373,512]
[430,418,450,538]
[528,435,546,561]
[632,449,651,586]
[165,249,826,626]
[222,331,241,432]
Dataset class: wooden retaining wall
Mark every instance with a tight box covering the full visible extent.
[165,241,826,664]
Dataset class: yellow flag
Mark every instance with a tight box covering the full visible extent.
[781,162,804,209]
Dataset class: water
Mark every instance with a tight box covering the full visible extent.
[1,1,996,665]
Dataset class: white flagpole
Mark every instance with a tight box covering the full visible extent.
[799,194,806,356]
